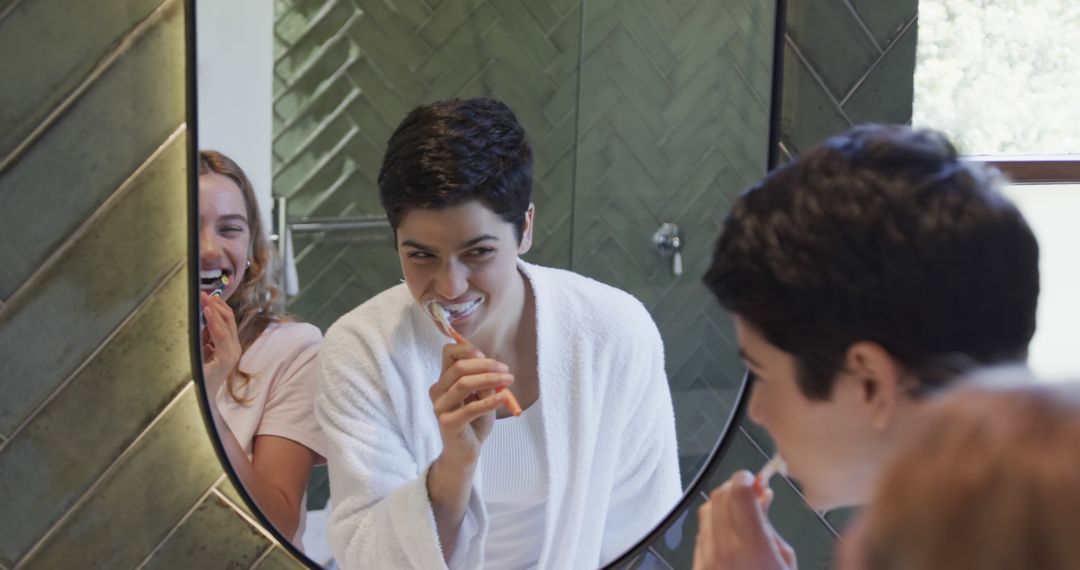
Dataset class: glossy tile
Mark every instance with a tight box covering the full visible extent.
[217,477,256,519]
[784,0,880,97]
[0,0,185,300]
[0,269,190,566]
[18,388,223,569]
[0,132,188,436]
[625,548,674,569]
[842,25,918,124]
[848,0,917,47]
[142,494,271,570]
[824,506,860,535]
[780,43,852,154]
[255,546,309,570]
[0,0,163,158]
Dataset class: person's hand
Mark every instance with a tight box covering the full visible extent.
[200,291,242,398]
[693,470,797,570]
[429,342,514,468]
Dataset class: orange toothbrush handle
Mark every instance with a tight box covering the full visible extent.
[448,326,522,416]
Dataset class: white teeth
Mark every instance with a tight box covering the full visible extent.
[445,298,482,315]
[200,269,223,280]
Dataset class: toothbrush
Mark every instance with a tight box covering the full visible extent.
[211,274,229,297]
[425,301,523,417]
[201,275,230,332]
[753,453,787,496]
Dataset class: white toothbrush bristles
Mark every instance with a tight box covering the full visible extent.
[425,301,454,339]
[757,453,787,488]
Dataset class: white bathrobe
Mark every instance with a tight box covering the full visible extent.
[316,261,681,569]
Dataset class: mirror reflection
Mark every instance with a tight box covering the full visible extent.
[197,151,326,548]
[196,0,778,566]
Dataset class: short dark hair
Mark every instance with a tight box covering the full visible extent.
[377,98,533,241]
[704,125,1039,400]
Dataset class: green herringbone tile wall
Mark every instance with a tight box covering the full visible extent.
[573,0,775,482]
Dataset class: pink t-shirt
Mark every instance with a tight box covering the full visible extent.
[216,321,328,547]
[216,320,328,461]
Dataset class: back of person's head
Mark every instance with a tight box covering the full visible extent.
[198,149,285,350]
[704,124,1039,400]
[853,376,1080,570]
[377,98,533,242]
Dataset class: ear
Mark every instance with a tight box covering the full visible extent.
[842,341,907,430]
[517,203,535,255]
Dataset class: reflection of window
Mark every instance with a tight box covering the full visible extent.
[999,183,1080,382]
[913,0,1080,156]
[914,1,1079,382]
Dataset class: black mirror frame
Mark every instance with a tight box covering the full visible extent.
[186,0,787,566]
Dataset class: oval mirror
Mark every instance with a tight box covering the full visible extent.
[192,0,784,566]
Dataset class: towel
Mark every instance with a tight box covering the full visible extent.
[316,260,681,569]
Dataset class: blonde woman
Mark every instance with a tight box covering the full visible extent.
[838,376,1080,570]
[198,150,327,546]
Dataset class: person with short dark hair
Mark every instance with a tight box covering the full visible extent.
[692,125,1039,570]
[317,98,681,569]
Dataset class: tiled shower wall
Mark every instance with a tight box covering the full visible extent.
[780,0,918,157]
[0,1,301,568]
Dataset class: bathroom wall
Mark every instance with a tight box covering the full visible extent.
[0,0,301,567]
[779,0,918,157]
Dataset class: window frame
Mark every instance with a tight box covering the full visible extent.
[975,157,1080,185]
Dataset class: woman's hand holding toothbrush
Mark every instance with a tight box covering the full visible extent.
[429,342,515,467]
[200,291,241,398]
[693,463,797,570]
[425,340,515,558]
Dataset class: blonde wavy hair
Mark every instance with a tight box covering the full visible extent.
[857,377,1080,570]
[199,150,289,402]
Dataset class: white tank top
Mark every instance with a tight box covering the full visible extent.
[480,400,548,569]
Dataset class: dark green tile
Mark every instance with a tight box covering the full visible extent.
[0,0,164,158]
[849,0,916,47]
[824,506,860,535]
[417,0,487,49]
[0,132,188,436]
[648,494,705,568]
[19,388,223,569]
[255,546,309,570]
[306,464,331,510]
[217,477,257,519]
[766,478,837,570]
[0,0,185,299]
[627,549,674,569]
[842,25,917,125]
[780,43,852,154]
[785,0,880,97]
[0,270,190,566]
[142,495,271,570]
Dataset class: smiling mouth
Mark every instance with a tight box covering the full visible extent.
[199,269,232,292]
[438,297,484,321]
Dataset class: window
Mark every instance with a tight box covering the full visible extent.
[915,0,1080,381]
